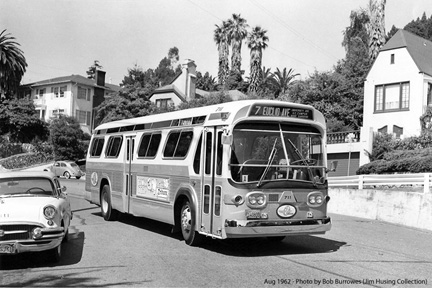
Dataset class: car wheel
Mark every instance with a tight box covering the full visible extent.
[64,171,71,179]
[76,176,81,180]
[62,227,69,243]
[49,244,61,262]
[180,200,203,246]
[101,184,119,221]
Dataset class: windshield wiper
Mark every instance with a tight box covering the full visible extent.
[287,139,317,186]
[257,139,278,187]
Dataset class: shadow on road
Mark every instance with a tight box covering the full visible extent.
[0,231,85,270]
[96,212,346,257]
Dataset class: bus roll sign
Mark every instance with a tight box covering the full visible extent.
[250,104,313,120]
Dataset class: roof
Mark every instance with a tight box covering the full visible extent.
[381,29,432,77]
[150,84,186,102]
[22,74,120,91]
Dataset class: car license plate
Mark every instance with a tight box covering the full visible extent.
[0,243,16,254]
[246,210,261,219]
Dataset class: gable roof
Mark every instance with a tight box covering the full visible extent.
[381,29,432,77]
[23,74,120,91]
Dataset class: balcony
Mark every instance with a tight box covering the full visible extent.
[327,130,360,144]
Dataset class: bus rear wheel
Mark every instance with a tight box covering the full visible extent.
[101,185,119,221]
[180,200,203,246]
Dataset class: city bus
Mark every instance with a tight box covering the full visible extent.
[85,99,335,246]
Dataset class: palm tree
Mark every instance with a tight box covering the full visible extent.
[247,26,269,93]
[226,14,248,75]
[0,29,27,98]
[214,21,230,86]
[273,68,300,97]
[367,0,386,61]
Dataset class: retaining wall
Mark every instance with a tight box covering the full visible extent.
[328,188,432,231]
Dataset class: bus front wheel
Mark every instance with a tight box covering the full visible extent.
[180,200,203,246]
[101,185,119,221]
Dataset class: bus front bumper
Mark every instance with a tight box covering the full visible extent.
[224,217,331,238]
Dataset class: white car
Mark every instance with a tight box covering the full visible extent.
[0,171,72,262]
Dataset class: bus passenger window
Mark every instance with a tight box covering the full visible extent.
[137,134,151,157]
[174,131,193,157]
[164,132,180,157]
[106,136,123,158]
[216,132,223,175]
[90,138,105,157]
[138,133,161,158]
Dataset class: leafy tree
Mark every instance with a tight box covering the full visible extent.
[214,21,230,86]
[86,60,103,79]
[155,53,181,86]
[403,12,432,41]
[94,83,152,125]
[178,90,232,110]
[168,47,180,70]
[196,71,217,91]
[385,25,399,41]
[49,115,88,161]
[247,26,269,93]
[0,29,27,99]
[227,14,248,75]
[0,98,48,143]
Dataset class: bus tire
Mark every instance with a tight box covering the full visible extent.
[180,200,203,246]
[101,184,119,221]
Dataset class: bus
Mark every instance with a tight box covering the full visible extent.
[85,99,335,246]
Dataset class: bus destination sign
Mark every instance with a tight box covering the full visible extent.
[250,104,313,120]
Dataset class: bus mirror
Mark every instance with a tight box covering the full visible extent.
[327,161,338,172]
[222,134,233,145]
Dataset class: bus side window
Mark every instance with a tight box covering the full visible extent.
[216,131,223,176]
[164,131,180,158]
[106,136,123,158]
[193,134,203,174]
[90,138,105,157]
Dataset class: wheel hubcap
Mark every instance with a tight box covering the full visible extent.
[181,206,191,235]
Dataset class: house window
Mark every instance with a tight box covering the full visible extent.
[36,88,45,98]
[374,82,410,112]
[77,87,87,100]
[52,109,65,118]
[87,88,91,101]
[390,54,395,64]
[156,98,171,108]
[393,125,403,138]
[76,110,91,125]
[60,86,67,97]
[52,87,59,97]
[378,126,387,134]
[427,83,432,106]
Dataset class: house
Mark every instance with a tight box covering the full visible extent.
[18,71,120,135]
[149,59,246,107]
[363,29,432,139]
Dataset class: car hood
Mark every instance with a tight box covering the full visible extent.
[0,196,61,223]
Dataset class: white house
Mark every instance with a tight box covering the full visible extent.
[363,29,432,138]
[18,71,120,135]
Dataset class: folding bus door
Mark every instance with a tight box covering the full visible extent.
[200,126,224,238]
[124,135,136,214]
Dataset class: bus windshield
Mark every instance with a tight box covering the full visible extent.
[230,122,325,185]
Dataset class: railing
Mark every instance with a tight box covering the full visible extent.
[327,130,360,144]
[328,173,432,193]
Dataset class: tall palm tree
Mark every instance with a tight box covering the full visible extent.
[0,29,27,98]
[214,21,230,86]
[367,0,386,61]
[226,14,248,75]
[247,26,269,93]
[273,68,299,97]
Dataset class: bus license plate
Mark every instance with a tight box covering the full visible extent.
[0,244,16,254]
[246,210,261,219]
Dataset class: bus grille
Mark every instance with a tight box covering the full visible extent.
[268,194,279,202]
[0,224,40,241]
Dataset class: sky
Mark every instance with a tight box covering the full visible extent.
[1,0,432,86]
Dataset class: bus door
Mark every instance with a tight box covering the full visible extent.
[124,134,136,213]
[200,126,224,237]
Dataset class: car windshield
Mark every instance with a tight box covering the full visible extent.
[230,122,326,185]
[70,163,78,168]
[0,177,55,197]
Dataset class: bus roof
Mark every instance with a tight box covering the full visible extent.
[94,99,325,134]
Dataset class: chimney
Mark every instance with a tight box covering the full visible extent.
[182,59,196,101]
[95,70,106,87]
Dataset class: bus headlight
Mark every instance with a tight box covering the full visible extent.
[307,192,325,207]
[246,192,266,208]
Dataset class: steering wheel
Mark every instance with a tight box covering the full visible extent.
[25,187,47,194]
[290,159,317,165]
